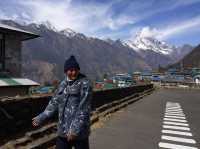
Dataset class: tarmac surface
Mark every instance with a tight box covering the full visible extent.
[90,88,200,149]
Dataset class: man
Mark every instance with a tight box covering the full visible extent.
[32,55,92,149]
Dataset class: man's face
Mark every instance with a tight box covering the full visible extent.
[65,68,80,80]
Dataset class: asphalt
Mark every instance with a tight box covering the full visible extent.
[90,88,200,149]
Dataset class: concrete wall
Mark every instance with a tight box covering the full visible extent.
[0,84,153,143]
[5,33,22,77]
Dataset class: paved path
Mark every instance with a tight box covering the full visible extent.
[90,88,200,149]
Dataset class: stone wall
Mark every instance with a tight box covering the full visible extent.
[5,33,22,77]
[0,84,153,144]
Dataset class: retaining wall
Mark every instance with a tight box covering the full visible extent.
[0,84,153,144]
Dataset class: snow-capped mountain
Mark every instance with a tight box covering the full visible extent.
[1,19,192,77]
[60,28,77,37]
[0,19,150,83]
[60,28,87,39]
[29,21,87,39]
[40,21,58,32]
[123,32,175,68]
[123,30,193,68]
[126,32,174,55]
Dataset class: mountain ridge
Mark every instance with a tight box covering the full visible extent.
[0,19,194,83]
[124,31,193,68]
[168,44,200,69]
[0,20,150,83]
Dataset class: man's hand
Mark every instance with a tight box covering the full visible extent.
[66,133,77,141]
[32,117,40,127]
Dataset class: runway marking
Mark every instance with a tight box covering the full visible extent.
[166,107,181,110]
[163,118,187,123]
[166,110,183,112]
[165,113,185,116]
[158,102,198,149]
[159,142,198,149]
[162,135,196,144]
[163,121,189,126]
[162,130,192,136]
[166,107,181,109]
[164,115,186,119]
[166,109,183,112]
[166,111,183,113]
[165,111,184,114]
[166,108,183,111]
[163,125,190,131]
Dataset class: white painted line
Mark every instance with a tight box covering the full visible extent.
[166,103,180,106]
[166,105,181,107]
[167,101,178,103]
[159,102,198,149]
[166,103,180,105]
[165,108,183,111]
[166,105,181,108]
[164,118,187,123]
[166,109,183,112]
[166,111,183,114]
[159,142,198,149]
[165,111,184,114]
[165,107,182,110]
[166,107,181,110]
[165,111,183,114]
[162,130,193,136]
[165,113,185,116]
[161,135,196,144]
[165,113,185,117]
[165,115,186,119]
[163,121,189,126]
[163,125,190,131]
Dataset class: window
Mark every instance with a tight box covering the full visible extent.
[0,33,5,71]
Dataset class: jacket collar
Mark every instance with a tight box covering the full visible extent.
[64,73,86,85]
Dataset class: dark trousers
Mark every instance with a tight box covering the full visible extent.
[56,136,90,149]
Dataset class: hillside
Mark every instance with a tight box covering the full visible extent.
[0,20,150,84]
[168,44,200,69]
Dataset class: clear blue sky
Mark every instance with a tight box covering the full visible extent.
[1,0,200,46]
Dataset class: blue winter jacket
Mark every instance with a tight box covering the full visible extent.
[35,73,92,139]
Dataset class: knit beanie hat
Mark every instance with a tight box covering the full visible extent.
[64,55,80,72]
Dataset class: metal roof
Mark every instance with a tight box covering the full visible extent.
[0,78,40,87]
[0,23,39,40]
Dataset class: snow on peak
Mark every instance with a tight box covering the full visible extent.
[40,21,58,32]
[104,38,130,47]
[105,38,115,44]
[60,28,77,37]
[126,28,174,55]
[60,28,87,39]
